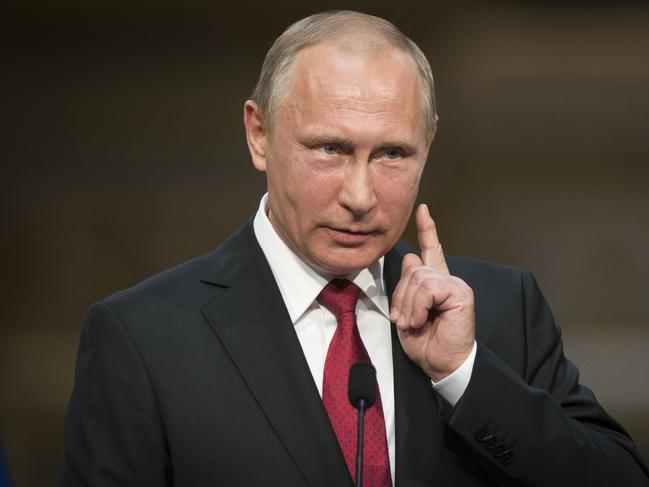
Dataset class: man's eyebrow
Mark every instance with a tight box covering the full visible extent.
[298,135,355,152]
[299,135,418,153]
[299,134,353,146]
[380,139,418,153]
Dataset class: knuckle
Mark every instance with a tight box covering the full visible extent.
[453,278,474,299]
[392,285,404,302]
[421,278,437,294]
[404,265,415,279]
[410,268,427,286]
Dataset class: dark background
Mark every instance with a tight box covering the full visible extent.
[2,1,648,485]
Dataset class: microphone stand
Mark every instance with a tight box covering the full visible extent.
[356,397,367,487]
[348,362,377,487]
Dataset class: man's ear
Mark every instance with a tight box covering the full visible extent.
[243,100,268,172]
[427,116,439,151]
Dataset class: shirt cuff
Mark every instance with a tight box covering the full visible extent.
[431,340,477,407]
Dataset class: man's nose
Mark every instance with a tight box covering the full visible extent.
[338,160,377,218]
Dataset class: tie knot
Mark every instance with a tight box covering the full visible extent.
[317,279,362,318]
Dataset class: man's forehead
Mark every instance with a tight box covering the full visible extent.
[294,40,414,73]
[292,42,420,98]
[272,42,428,144]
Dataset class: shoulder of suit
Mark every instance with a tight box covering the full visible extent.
[447,255,527,279]
[101,220,259,313]
[393,239,529,280]
[391,240,537,303]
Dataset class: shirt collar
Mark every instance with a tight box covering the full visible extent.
[253,193,390,323]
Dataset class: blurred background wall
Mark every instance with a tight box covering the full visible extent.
[2,0,648,484]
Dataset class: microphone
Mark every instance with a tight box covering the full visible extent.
[348,362,378,487]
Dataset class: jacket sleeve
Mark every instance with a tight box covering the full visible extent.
[444,270,649,487]
[59,302,171,486]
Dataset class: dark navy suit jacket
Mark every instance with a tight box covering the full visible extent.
[60,220,649,486]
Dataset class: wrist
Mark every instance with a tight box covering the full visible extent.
[425,344,475,382]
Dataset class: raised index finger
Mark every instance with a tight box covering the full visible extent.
[416,203,449,273]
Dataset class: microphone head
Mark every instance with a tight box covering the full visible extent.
[348,362,378,409]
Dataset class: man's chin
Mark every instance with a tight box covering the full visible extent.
[310,248,384,277]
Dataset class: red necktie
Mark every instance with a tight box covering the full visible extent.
[318,279,392,487]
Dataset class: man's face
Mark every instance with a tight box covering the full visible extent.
[245,42,432,276]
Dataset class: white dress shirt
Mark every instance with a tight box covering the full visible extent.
[253,194,476,484]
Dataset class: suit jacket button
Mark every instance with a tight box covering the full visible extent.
[475,428,490,442]
[493,444,506,457]
[501,450,514,465]
[484,436,498,450]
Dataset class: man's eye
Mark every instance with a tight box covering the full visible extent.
[379,149,401,161]
[319,145,338,155]
[384,149,401,160]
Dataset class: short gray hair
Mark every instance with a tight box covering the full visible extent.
[250,10,438,140]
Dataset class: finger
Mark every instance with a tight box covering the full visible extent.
[390,253,422,325]
[408,281,437,328]
[416,203,449,273]
[400,267,442,328]
[399,266,425,328]
[409,276,452,327]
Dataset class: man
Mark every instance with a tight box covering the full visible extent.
[60,10,648,487]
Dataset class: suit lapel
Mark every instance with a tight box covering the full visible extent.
[199,223,446,487]
[200,223,352,487]
[385,243,447,487]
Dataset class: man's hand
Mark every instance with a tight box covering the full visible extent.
[390,204,476,382]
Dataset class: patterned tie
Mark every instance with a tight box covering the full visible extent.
[318,279,392,487]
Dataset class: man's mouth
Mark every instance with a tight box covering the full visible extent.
[326,226,378,246]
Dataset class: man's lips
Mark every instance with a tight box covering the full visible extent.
[325,226,379,246]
